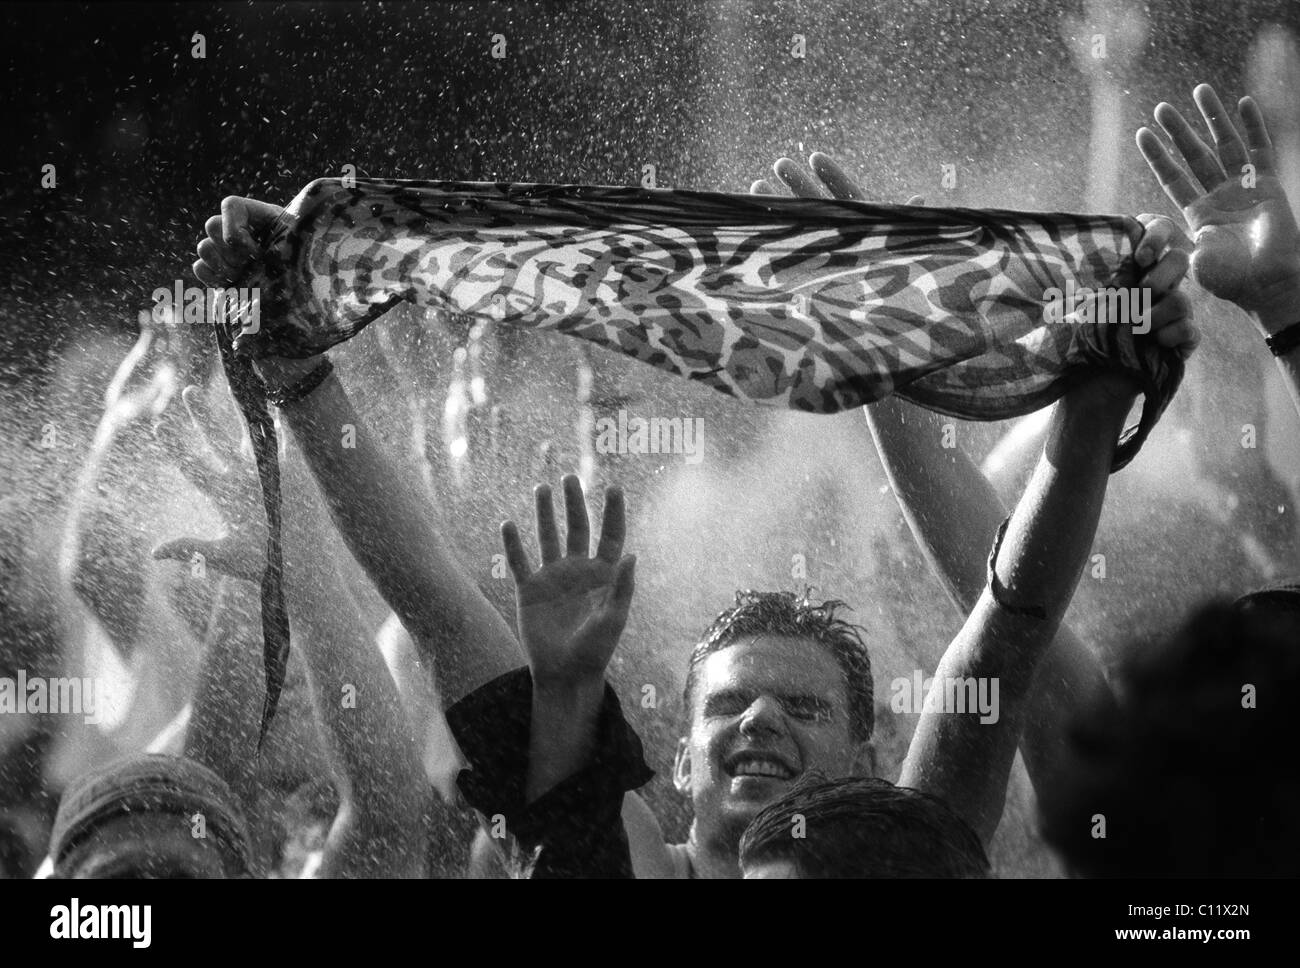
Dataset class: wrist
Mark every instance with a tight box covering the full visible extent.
[1068,370,1139,413]
[1253,282,1300,337]
[258,358,335,408]
[531,671,606,707]
[253,355,329,394]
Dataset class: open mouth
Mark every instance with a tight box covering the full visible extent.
[724,751,797,781]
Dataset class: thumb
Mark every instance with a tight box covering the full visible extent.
[1190,224,1250,302]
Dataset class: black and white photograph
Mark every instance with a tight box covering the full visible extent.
[0,0,1295,944]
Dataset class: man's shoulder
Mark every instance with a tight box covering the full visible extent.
[620,793,690,879]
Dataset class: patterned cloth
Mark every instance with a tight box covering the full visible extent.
[220,179,1186,733]
[239,178,1182,467]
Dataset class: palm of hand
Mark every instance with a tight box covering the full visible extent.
[517,557,621,679]
[1187,174,1300,307]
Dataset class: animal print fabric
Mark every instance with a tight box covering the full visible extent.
[237,178,1182,468]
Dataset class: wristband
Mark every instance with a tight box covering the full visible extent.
[262,359,334,407]
[986,516,1048,620]
[1265,321,1300,358]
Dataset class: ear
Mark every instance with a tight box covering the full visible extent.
[672,736,693,796]
[851,739,877,779]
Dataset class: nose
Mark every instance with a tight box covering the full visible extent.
[738,695,787,738]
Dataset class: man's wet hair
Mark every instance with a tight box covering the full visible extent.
[1039,581,1300,877]
[683,590,874,742]
[739,773,990,878]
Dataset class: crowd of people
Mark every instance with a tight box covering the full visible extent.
[4,82,1299,879]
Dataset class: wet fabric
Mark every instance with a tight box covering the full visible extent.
[240,178,1182,469]
[446,667,653,878]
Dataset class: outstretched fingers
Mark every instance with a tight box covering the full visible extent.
[1193,84,1250,175]
[501,520,532,586]
[773,157,826,199]
[1154,100,1226,192]
[1136,126,1201,211]
[534,484,561,563]
[808,152,867,201]
[1238,95,1277,174]
[562,474,590,557]
[594,486,625,564]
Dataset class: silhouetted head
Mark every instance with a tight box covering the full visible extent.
[675,591,875,859]
[1040,581,1300,877]
[51,754,251,878]
[739,773,991,878]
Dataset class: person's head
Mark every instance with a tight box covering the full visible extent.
[674,590,875,856]
[50,754,251,878]
[739,774,991,878]
[1040,581,1300,877]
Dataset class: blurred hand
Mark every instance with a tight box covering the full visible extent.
[501,475,636,688]
[751,150,924,207]
[151,383,266,582]
[1137,84,1300,334]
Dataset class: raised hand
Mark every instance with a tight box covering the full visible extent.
[1137,84,1300,332]
[192,195,323,392]
[501,475,636,687]
[151,384,267,582]
[751,151,924,207]
[193,196,285,288]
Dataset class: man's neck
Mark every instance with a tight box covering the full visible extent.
[686,826,743,879]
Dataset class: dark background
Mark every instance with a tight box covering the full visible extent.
[5,0,1299,384]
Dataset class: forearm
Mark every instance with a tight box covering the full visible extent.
[900,377,1132,843]
[183,578,264,817]
[1255,286,1300,419]
[278,369,520,704]
[866,396,1112,793]
[865,398,999,610]
[282,493,426,876]
[526,677,605,803]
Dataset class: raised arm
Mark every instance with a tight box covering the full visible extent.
[193,197,521,706]
[896,254,1196,845]
[155,382,428,877]
[280,466,428,879]
[753,155,1124,794]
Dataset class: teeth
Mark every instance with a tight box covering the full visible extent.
[732,758,789,778]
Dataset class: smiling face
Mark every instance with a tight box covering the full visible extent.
[674,635,871,859]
